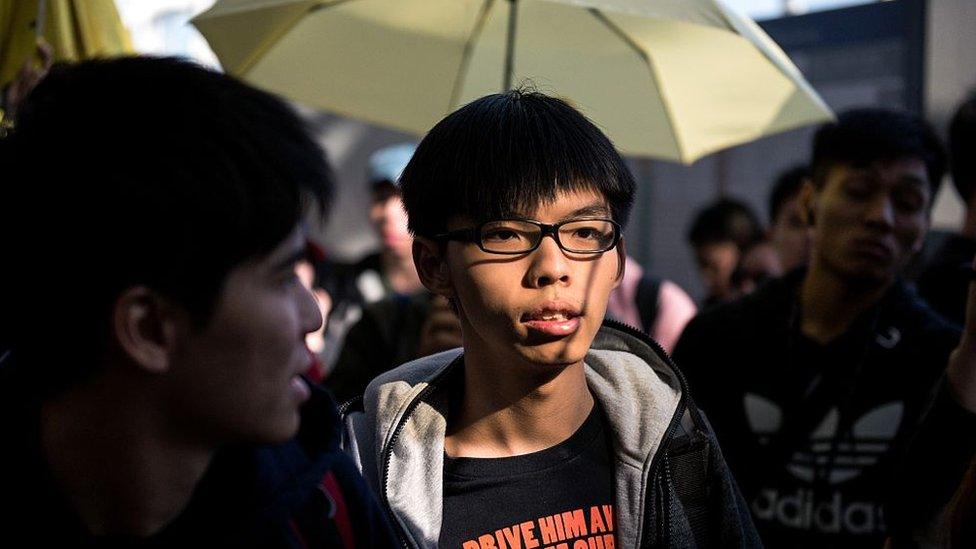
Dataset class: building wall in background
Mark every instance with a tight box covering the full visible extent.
[925,0,976,232]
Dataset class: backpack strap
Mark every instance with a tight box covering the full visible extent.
[666,409,714,548]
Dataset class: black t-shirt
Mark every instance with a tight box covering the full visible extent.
[438,405,616,549]
[673,270,960,549]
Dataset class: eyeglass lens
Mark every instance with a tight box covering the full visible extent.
[480,220,616,253]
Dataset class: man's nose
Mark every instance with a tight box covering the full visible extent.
[298,283,324,335]
[864,194,895,229]
[525,234,571,288]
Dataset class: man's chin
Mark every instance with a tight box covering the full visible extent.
[518,345,587,371]
[254,414,302,445]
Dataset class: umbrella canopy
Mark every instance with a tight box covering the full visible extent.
[194,0,832,164]
[0,0,133,88]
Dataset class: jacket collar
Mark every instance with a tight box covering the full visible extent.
[360,321,684,548]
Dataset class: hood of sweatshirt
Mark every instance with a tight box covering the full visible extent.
[345,321,685,548]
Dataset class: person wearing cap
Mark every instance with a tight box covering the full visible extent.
[364,143,426,298]
[315,144,425,370]
[323,144,462,400]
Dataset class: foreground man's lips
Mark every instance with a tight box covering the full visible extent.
[291,375,311,402]
[291,351,316,402]
[522,302,583,337]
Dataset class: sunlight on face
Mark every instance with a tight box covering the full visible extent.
[443,188,623,376]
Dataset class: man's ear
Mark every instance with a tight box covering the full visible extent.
[798,179,818,227]
[613,237,627,288]
[112,286,182,375]
[413,237,455,297]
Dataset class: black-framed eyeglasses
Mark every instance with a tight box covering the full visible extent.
[434,218,621,255]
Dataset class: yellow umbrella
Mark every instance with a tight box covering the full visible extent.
[0,0,133,88]
[193,0,832,164]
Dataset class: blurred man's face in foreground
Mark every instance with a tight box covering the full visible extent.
[807,158,930,284]
[164,228,323,444]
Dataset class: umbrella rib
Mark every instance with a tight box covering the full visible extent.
[503,0,517,91]
[586,9,647,65]
[449,0,495,110]
[586,8,686,161]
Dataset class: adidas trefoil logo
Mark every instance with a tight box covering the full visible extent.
[743,393,904,485]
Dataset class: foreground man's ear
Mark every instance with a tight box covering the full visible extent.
[413,236,455,298]
[113,286,181,374]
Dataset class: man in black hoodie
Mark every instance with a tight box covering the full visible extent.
[674,108,960,548]
[0,57,395,547]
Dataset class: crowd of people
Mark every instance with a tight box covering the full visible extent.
[1,53,976,548]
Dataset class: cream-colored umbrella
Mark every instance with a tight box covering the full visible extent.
[193,0,831,164]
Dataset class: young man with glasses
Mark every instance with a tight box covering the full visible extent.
[342,90,760,548]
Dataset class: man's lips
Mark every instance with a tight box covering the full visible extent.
[850,237,895,262]
[521,302,583,337]
[288,349,318,402]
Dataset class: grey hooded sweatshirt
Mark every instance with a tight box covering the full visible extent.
[342,321,762,548]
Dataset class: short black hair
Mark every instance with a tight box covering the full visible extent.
[810,108,946,196]
[768,164,809,224]
[0,57,332,388]
[688,198,763,251]
[950,91,976,203]
[399,89,636,237]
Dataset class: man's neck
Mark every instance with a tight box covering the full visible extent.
[444,353,593,459]
[800,262,890,344]
[381,250,422,295]
[40,379,213,537]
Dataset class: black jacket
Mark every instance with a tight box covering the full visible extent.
[887,378,976,546]
[673,270,960,548]
[0,359,397,548]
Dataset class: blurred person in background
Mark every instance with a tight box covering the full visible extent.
[730,238,783,297]
[324,144,462,401]
[687,197,764,307]
[674,108,959,549]
[317,143,425,370]
[605,255,697,353]
[360,143,426,297]
[0,57,394,546]
[768,164,813,273]
[914,91,976,327]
